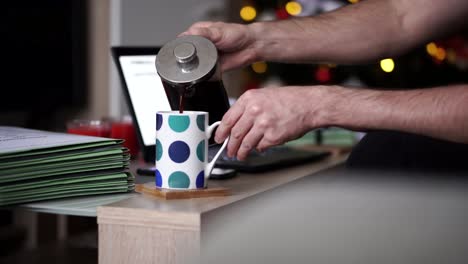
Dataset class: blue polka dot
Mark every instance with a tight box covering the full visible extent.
[196,140,205,162]
[168,171,190,188]
[196,171,205,188]
[169,141,190,163]
[169,115,190,132]
[196,115,205,132]
[156,114,163,131]
[155,169,163,187]
[156,139,163,161]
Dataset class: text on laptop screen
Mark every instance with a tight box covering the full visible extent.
[119,55,171,146]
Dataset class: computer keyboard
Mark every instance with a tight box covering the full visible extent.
[208,144,330,173]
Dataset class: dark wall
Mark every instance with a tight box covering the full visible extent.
[0,0,88,130]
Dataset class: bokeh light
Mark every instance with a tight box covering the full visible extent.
[240,6,257,22]
[446,49,457,63]
[380,58,395,73]
[275,8,290,19]
[426,42,438,56]
[251,61,268,74]
[315,66,331,83]
[285,1,302,16]
[435,47,446,61]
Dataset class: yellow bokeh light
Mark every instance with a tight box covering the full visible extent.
[285,1,302,16]
[348,0,360,3]
[240,6,257,22]
[251,61,268,74]
[426,42,438,56]
[435,47,446,61]
[380,58,395,73]
[446,49,456,63]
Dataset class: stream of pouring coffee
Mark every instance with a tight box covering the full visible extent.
[179,94,185,113]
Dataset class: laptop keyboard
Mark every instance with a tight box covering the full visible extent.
[209,145,289,161]
[208,144,330,172]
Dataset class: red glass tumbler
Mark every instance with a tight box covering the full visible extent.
[110,117,139,158]
[66,119,111,137]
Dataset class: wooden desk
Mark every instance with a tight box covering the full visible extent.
[97,148,348,264]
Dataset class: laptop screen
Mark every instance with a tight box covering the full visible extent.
[118,55,171,147]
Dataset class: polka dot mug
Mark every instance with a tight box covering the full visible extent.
[155,111,228,189]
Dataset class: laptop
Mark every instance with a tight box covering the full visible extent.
[111,46,330,175]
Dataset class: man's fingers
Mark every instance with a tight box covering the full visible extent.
[256,137,277,152]
[225,113,254,157]
[181,26,214,40]
[179,23,223,44]
[179,21,213,36]
[236,126,264,160]
[189,21,214,29]
[219,51,254,72]
[215,103,245,143]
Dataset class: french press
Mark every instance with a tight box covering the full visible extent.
[155,35,230,126]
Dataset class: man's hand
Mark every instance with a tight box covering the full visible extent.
[214,86,330,160]
[214,84,468,160]
[180,22,258,72]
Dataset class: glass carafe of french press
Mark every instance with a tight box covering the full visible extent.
[155,35,230,126]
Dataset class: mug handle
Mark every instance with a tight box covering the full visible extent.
[205,121,229,179]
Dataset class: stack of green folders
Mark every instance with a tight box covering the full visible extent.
[0,126,134,206]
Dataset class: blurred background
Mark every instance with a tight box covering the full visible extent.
[1,0,467,131]
[1,0,467,263]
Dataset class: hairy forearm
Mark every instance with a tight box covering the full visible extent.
[320,85,468,143]
[248,0,468,64]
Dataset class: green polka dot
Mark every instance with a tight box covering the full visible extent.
[168,171,190,188]
[156,139,163,161]
[169,116,190,132]
[196,115,205,131]
[196,140,205,162]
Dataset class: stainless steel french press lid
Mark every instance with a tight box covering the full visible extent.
[155,35,218,86]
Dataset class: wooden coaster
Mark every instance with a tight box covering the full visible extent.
[135,182,230,200]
